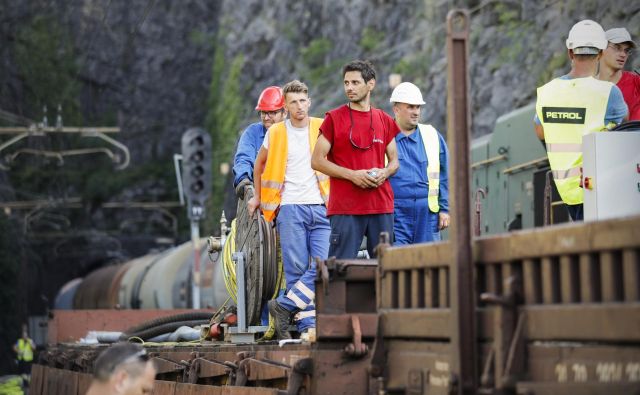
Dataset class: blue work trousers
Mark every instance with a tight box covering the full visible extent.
[275,204,330,331]
[394,197,441,245]
[328,214,394,259]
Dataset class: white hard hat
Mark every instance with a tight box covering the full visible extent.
[566,19,607,54]
[389,82,425,105]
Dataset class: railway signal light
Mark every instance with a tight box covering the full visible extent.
[181,128,212,221]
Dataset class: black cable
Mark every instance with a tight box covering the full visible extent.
[611,121,640,131]
[121,319,209,341]
[261,215,277,301]
[123,311,213,334]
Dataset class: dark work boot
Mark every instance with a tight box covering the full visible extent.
[268,299,292,340]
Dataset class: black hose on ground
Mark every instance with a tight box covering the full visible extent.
[123,312,213,335]
[120,319,210,341]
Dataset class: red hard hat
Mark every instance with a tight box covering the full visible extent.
[255,86,285,111]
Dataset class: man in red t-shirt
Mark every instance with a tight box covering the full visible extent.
[311,60,400,258]
[598,27,640,120]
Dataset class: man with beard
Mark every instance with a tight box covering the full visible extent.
[311,60,399,258]
[233,86,287,195]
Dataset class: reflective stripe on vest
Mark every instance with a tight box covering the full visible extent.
[417,124,441,212]
[552,166,582,180]
[535,77,612,205]
[260,117,330,222]
[18,338,33,362]
[261,180,283,190]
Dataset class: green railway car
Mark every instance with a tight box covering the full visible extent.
[471,103,570,235]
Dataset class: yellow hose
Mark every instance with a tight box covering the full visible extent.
[222,218,284,304]
[222,219,238,303]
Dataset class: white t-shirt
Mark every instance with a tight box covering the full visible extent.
[263,120,324,205]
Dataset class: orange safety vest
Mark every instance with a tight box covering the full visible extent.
[260,117,330,222]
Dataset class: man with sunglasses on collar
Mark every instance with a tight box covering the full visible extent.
[233,86,287,197]
[597,27,640,120]
[312,60,400,259]
[87,343,156,395]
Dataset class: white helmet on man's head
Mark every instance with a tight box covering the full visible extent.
[566,19,607,55]
[390,82,426,105]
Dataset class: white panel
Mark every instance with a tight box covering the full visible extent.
[583,132,640,221]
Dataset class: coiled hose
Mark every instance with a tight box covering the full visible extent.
[222,218,284,304]
[222,219,238,302]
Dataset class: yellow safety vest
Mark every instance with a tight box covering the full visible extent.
[417,124,441,213]
[260,117,330,222]
[17,338,33,362]
[535,77,612,205]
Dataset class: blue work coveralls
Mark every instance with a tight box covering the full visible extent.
[232,122,267,188]
[390,127,449,245]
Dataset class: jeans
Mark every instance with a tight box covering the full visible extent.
[328,213,394,259]
[566,204,583,221]
[275,204,330,331]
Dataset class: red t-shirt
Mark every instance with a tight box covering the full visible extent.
[618,71,640,121]
[320,104,400,215]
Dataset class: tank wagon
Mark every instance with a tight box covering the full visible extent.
[55,239,228,310]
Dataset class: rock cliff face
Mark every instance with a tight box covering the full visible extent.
[214,0,639,135]
[0,0,637,340]
[2,0,638,190]
[3,1,637,165]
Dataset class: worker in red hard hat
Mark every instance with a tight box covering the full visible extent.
[233,86,287,195]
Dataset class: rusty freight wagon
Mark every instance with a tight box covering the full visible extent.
[32,215,640,395]
[31,10,640,395]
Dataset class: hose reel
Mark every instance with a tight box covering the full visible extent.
[233,186,280,326]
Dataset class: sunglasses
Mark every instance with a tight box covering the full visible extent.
[348,104,378,150]
[121,349,150,365]
[260,109,283,118]
[608,44,634,55]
